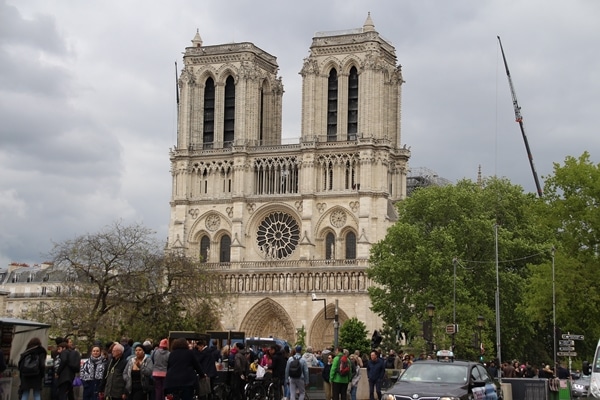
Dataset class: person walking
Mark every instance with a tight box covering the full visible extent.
[366,351,385,400]
[80,345,107,400]
[151,339,170,400]
[164,338,204,400]
[269,345,286,400]
[18,337,47,400]
[330,347,350,400]
[285,346,309,400]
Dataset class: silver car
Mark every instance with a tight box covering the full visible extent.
[572,375,590,398]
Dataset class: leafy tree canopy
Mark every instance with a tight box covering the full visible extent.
[368,177,553,363]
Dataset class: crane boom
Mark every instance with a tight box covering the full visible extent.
[497,36,543,197]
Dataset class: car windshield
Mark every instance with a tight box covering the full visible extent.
[399,363,468,384]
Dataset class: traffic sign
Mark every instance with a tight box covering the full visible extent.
[562,334,584,340]
[557,351,577,357]
[559,340,574,346]
[559,346,575,351]
[446,324,457,334]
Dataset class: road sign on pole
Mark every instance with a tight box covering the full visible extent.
[557,351,577,357]
[562,334,584,340]
[559,340,575,346]
[559,346,575,351]
[446,324,456,334]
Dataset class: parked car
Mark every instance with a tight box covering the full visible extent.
[572,375,590,398]
[382,350,499,400]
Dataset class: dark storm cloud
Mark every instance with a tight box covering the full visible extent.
[1,0,599,266]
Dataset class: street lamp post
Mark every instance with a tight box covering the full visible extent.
[426,303,435,353]
[477,315,485,360]
[312,294,339,348]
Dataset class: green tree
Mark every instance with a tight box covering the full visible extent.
[31,221,220,349]
[524,152,600,360]
[339,317,371,357]
[368,178,553,363]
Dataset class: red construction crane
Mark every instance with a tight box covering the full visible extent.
[497,36,543,197]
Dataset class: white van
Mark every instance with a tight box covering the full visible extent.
[590,339,600,398]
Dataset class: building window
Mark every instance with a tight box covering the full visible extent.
[220,235,231,263]
[345,231,356,260]
[327,69,338,142]
[203,78,215,149]
[257,211,300,260]
[200,236,211,262]
[326,232,335,260]
[347,66,358,140]
[224,76,235,147]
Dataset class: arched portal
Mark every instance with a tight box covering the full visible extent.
[309,303,349,351]
[239,298,296,343]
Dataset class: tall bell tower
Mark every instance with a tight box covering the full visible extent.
[167,15,410,351]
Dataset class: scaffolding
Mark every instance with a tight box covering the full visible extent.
[406,167,451,196]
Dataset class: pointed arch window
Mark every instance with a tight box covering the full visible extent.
[345,231,356,260]
[220,234,231,262]
[327,69,338,142]
[347,66,358,140]
[325,232,335,260]
[203,78,215,149]
[200,236,211,262]
[224,76,235,148]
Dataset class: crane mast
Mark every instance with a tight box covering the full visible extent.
[497,36,543,197]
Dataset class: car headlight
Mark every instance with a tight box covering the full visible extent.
[573,384,584,390]
[439,397,461,400]
[382,394,395,400]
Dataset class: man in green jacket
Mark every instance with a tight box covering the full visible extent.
[329,347,350,400]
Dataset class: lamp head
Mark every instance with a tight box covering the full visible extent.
[311,293,317,301]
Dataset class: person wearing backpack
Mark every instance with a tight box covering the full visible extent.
[329,347,350,400]
[18,337,47,400]
[285,346,309,400]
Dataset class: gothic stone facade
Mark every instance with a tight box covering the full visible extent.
[167,15,410,351]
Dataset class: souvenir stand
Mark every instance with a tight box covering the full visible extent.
[0,317,50,400]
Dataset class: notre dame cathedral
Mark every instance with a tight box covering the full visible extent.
[167,14,410,350]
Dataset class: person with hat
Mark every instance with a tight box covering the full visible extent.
[286,346,309,400]
[151,339,170,400]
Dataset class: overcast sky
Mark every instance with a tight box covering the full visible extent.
[1,0,598,265]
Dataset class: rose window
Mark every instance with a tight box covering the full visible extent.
[257,211,300,260]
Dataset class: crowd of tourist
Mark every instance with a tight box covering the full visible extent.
[17,334,572,400]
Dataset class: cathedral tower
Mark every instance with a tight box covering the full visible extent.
[167,15,410,350]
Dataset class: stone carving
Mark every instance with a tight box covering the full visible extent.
[317,203,327,214]
[205,214,221,231]
[188,208,200,219]
[330,210,347,228]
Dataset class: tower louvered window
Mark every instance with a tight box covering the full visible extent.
[327,69,338,142]
[224,76,235,148]
[347,66,358,140]
[203,78,215,149]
